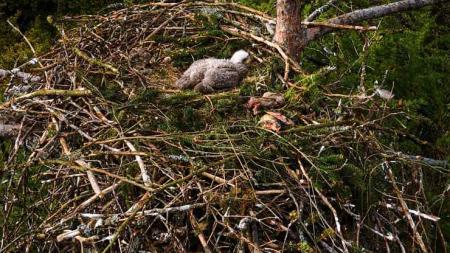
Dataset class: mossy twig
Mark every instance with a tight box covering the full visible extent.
[0,89,92,110]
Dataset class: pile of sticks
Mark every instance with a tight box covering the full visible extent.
[0,2,447,252]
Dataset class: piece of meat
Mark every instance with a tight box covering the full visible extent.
[246,92,285,115]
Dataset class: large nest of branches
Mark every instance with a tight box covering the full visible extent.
[0,2,447,252]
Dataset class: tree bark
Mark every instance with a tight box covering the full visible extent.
[305,0,447,45]
[274,0,304,60]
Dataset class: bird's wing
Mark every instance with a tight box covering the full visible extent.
[202,66,241,90]
[175,59,208,89]
[188,60,208,82]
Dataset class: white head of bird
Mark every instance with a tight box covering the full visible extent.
[230,50,249,64]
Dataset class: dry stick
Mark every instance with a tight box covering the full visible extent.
[30,63,58,72]
[79,203,208,219]
[25,120,57,163]
[43,160,155,192]
[381,203,440,222]
[101,192,150,253]
[93,105,113,124]
[297,160,349,253]
[151,1,273,20]
[46,161,150,224]
[125,140,151,186]
[386,164,429,253]
[84,131,206,146]
[222,2,273,20]
[145,11,181,41]
[367,123,431,147]
[7,20,36,55]
[101,166,210,253]
[85,151,149,157]
[249,211,261,253]
[48,108,121,153]
[385,151,448,168]
[217,220,259,250]
[60,183,121,224]
[59,137,71,155]
[201,171,233,187]
[363,223,396,242]
[67,123,120,152]
[59,137,102,222]
[284,119,356,133]
[283,60,290,82]
[53,18,118,75]
[254,189,286,195]
[38,192,86,228]
[324,93,372,99]
[303,21,377,31]
[74,235,98,247]
[72,48,119,74]
[359,37,370,92]
[75,160,102,195]
[222,9,272,23]
[6,19,50,87]
[189,210,212,253]
[0,89,92,110]
[56,230,80,242]
[220,26,304,74]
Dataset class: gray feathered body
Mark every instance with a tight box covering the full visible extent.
[175,53,248,93]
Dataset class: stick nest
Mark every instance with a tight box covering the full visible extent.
[0,2,447,252]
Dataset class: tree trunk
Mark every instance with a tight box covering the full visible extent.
[274,0,446,59]
[274,0,304,60]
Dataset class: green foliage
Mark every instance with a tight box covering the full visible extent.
[0,138,12,167]
[295,241,314,253]
[0,163,49,240]
[254,167,279,184]
[368,17,449,141]
[237,0,276,14]
[0,15,55,68]
[131,88,161,104]
[99,80,126,102]
[436,132,450,160]
[303,6,449,158]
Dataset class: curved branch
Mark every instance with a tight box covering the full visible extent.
[305,0,338,22]
[305,0,447,45]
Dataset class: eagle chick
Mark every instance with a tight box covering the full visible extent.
[175,50,249,93]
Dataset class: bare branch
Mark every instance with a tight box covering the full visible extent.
[303,21,377,31]
[305,0,447,45]
[220,25,304,74]
[386,163,430,253]
[305,0,338,22]
[125,140,152,186]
